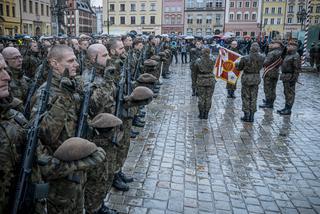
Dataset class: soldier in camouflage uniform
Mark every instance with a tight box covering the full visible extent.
[22,40,41,78]
[144,35,156,60]
[194,48,216,119]
[259,40,284,108]
[2,47,29,104]
[226,41,241,99]
[277,40,301,115]
[190,41,202,96]
[236,43,265,122]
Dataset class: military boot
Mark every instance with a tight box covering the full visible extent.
[198,111,204,119]
[118,171,134,183]
[112,173,129,191]
[130,130,138,138]
[132,117,145,127]
[249,111,254,122]
[278,105,292,115]
[95,204,119,214]
[203,111,209,119]
[241,112,250,122]
[259,100,273,108]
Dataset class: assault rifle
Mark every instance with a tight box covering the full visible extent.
[76,66,96,138]
[12,68,53,214]
[133,46,146,81]
[126,49,133,96]
[23,59,48,119]
[79,51,84,75]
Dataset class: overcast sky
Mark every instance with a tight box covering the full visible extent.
[91,0,102,7]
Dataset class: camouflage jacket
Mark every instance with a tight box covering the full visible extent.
[280,51,300,82]
[237,53,265,86]
[22,53,41,79]
[263,47,283,78]
[8,67,30,104]
[194,56,216,87]
[145,43,155,60]
[190,48,202,66]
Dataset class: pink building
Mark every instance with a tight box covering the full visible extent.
[162,0,184,34]
[224,0,262,37]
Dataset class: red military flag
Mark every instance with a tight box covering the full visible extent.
[214,47,242,85]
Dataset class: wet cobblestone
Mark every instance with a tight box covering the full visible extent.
[106,63,320,213]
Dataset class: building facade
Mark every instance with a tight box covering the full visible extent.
[184,0,225,36]
[162,0,184,34]
[224,0,262,37]
[0,0,20,35]
[103,0,162,35]
[93,6,103,34]
[261,0,286,39]
[65,0,96,36]
[20,0,51,35]
[284,0,320,39]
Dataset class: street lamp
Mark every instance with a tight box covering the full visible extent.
[297,8,307,31]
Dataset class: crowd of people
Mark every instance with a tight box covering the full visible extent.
[0,32,315,214]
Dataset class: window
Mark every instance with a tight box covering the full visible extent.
[41,4,44,15]
[0,4,3,16]
[251,32,255,37]
[150,3,156,11]
[131,16,135,24]
[253,1,257,7]
[120,4,125,12]
[264,18,268,25]
[141,3,145,11]
[265,8,269,14]
[229,13,234,20]
[271,7,275,14]
[310,6,313,13]
[288,5,293,13]
[206,28,212,35]
[230,1,234,7]
[252,13,256,20]
[187,15,193,24]
[238,1,242,8]
[196,28,202,36]
[298,5,303,11]
[165,16,170,24]
[177,16,181,24]
[243,32,247,36]
[216,0,222,8]
[109,4,115,11]
[236,32,240,36]
[278,7,281,14]
[236,13,241,20]
[110,16,115,24]
[23,0,27,12]
[206,0,213,8]
[29,1,32,13]
[150,16,155,24]
[12,6,15,17]
[120,16,125,24]
[6,5,9,16]
[187,0,192,8]
[277,18,281,24]
[244,13,249,20]
[165,7,169,12]
[288,17,292,23]
[196,14,202,24]
[35,2,38,15]
[245,2,250,7]
[216,14,221,25]
[316,6,320,13]
[206,15,212,24]
[130,3,136,11]
[270,18,274,24]
[141,16,145,24]
[187,28,193,35]
[46,5,49,16]
[315,17,319,24]
[171,16,175,24]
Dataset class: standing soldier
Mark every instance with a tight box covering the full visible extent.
[226,40,241,98]
[259,40,284,108]
[22,40,41,78]
[309,42,316,69]
[2,47,29,104]
[194,48,216,119]
[144,35,156,60]
[277,40,301,115]
[236,43,265,122]
[190,40,202,96]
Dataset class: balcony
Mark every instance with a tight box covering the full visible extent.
[185,7,225,12]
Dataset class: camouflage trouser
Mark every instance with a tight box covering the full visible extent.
[241,84,259,113]
[197,86,214,112]
[283,81,296,108]
[115,118,132,171]
[226,82,237,91]
[85,140,117,213]
[263,76,278,104]
[47,172,85,214]
[163,62,170,75]
[190,66,197,92]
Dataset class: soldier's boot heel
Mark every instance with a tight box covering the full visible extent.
[241,112,250,122]
[118,171,134,183]
[112,174,129,191]
[279,105,292,115]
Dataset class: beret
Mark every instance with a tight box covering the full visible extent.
[89,113,122,128]
[137,73,157,83]
[129,86,154,101]
[144,59,158,67]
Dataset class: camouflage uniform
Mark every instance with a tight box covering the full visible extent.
[237,45,265,121]
[190,48,202,95]
[32,72,85,214]
[22,52,41,78]
[8,67,29,103]
[278,45,301,114]
[261,47,283,107]
[226,47,241,97]
[194,51,216,119]
[144,43,156,60]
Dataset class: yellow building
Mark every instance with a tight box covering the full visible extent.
[103,0,162,35]
[262,0,286,39]
[0,0,21,35]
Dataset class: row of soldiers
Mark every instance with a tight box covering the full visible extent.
[0,34,174,214]
[189,39,301,122]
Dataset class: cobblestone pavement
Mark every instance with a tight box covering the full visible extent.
[106,62,320,214]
